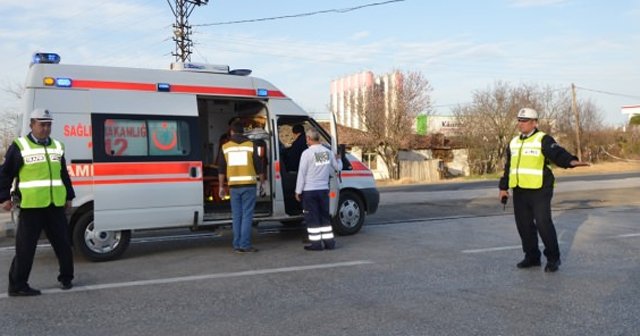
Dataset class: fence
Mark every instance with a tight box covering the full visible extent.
[399,159,441,182]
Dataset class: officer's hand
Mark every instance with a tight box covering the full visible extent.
[295,193,301,202]
[219,187,226,200]
[570,160,590,167]
[1,200,12,211]
[498,190,509,201]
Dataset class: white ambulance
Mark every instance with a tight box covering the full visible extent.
[16,52,379,261]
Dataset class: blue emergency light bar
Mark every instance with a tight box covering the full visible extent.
[157,83,171,92]
[56,78,72,87]
[32,52,61,64]
[256,88,268,97]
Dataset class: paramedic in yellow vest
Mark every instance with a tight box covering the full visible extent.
[217,121,265,253]
[0,108,75,296]
[498,108,588,273]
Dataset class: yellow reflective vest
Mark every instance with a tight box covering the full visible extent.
[15,136,67,208]
[508,131,549,189]
[222,140,257,187]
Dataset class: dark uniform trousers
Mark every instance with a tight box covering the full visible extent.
[512,187,560,262]
[9,205,74,291]
[302,189,336,249]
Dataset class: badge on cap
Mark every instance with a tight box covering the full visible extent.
[30,108,53,121]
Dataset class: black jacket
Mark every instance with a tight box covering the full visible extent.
[0,134,75,203]
[283,133,307,171]
[499,129,577,190]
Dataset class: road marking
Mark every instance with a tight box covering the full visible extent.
[614,233,640,238]
[462,245,524,254]
[0,260,373,299]
[462,243,557,254]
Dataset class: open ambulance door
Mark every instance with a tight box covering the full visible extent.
[329,112,339,217]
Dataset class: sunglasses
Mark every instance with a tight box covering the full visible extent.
[517,119,532,123]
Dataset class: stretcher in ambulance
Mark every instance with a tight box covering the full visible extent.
[16,53,379,261]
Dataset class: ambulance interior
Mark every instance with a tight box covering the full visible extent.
[198,98,272,220]
[197,97,331,221]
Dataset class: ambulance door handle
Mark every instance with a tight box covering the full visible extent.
[189,166,198,178]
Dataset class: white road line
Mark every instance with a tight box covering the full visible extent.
[0,260,373,299]
[614,233,640,238]
[461,245,524,254]
[462,243,554,254]
[0,243,51,253]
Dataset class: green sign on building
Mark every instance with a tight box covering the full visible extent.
[416,114,427,135]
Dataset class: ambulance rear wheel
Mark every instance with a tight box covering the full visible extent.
[73,211,131,262]
[332,191,365,235]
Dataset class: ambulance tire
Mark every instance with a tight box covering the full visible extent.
[73,211,131,262]
[332,191,365,236]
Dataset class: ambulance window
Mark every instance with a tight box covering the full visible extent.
[104,119,148,156]
[148,120,191,156]
[104,119,191,157]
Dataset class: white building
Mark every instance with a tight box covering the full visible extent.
[622,104,640,121]
[330,71,402,131]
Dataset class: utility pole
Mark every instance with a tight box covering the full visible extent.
[571,83,582,161]
[166,0,209,62]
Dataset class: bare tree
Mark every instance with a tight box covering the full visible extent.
[453,82,542,175]
[348,70,433,179]
[453,81,607,175]
[0,82,24,157]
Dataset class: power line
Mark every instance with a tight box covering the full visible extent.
[193,0,406,27]
[575,86,640,100]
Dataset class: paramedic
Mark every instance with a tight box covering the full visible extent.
[295,128,342,251]
[498,108,589,273]
[0,108,75,296]
[218,121,265,253]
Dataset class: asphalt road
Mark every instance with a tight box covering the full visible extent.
[0,175,639,336]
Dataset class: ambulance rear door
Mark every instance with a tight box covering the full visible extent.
[90,91,204,231]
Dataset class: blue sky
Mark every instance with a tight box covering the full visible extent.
[1,0,639,125]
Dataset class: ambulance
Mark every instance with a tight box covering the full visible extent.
[14,52,380,261]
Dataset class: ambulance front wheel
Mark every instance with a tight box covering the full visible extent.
[73,211,131,262]
[332,191,365,235]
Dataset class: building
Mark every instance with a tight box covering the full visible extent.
[329,71,468,180]
[415,115,461,136]
[330,71,402,131]
[622,104,640,121]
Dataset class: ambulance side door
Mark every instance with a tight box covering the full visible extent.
[89,91,203,231]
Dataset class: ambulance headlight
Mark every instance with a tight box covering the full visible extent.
[32,52,61,64]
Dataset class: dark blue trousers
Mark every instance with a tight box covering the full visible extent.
[9,205,74,291]
[302,189,335,249]
[513,187,560,262]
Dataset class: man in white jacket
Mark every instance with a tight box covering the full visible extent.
[295,128,342,251]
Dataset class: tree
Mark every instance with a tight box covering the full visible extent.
[0,82,24,157]
[452,82,605,175]
[453,82,543,175]
[347,70,433,179]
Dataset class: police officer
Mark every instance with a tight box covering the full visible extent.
[499,108,589,272]
[1,108,75,296]
[218,121,265,253]
[295,128,342,251]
